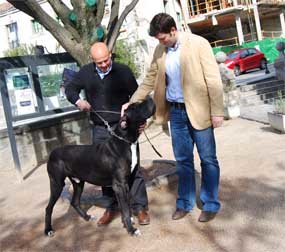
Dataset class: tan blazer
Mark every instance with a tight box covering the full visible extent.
[130,32,224,130]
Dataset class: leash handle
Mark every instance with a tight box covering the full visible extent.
[143,130,162,158]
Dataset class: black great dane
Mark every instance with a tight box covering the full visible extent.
[44,97,155,236]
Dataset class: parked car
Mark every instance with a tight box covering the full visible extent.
[225,48,267,76]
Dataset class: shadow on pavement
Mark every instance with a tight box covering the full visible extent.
[1,168,284,251]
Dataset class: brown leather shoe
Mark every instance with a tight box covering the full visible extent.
[172,209,189,220]
[198,211,217,222]
[97,210,118,226]
[136,210,150,225]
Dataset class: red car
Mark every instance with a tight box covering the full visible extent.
[225,48,267,76]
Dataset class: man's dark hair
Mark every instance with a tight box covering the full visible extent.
[62,68,77,87]
[149,13,177,37]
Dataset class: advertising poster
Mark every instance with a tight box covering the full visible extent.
[13,75,36,115]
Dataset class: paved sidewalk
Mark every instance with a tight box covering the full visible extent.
[0,118,285,252]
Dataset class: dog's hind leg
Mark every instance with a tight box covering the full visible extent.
[113,182,140,236]
[70,179,95,221]
[44,176,65,237]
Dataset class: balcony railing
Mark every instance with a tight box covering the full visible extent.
[187,0,285,18]
[210,30,283,47]
[187,0,234,17]
[257,0,285,5]
[210,36,239,47]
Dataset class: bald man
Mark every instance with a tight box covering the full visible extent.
[65,42,150,226]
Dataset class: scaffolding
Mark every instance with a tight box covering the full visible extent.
[187,0,234,16]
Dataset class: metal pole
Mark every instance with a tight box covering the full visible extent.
[252,0,262,40]
[235,11,244,45]
[280,8,285,37]
[0,74,23,182]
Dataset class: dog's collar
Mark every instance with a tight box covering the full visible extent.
[91,109,131,144]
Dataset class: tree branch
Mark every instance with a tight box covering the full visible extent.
[47,0,81,42]
[96,0,106,26]
[7,0,35,17]
[106,0,119,42]
[7,0,138,65]
[70,0,92,41]
[107,0,139,51]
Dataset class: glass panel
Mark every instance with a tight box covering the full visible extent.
[4,67,38,117]
[0,94,7,130]
[37,62,79,111]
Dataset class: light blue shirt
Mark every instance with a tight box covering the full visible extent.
[165,42,184,103]
[96,61,113,79]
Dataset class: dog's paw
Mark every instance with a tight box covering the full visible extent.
[45,230,55,237]
[133,229,141,236]
[89,215,97,221]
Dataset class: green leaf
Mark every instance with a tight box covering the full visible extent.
[274,91,285,114]
[114,40,140,78]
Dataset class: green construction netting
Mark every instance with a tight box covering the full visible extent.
[213,37,285,63]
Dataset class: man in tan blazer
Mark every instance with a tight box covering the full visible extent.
[126,13,224,222]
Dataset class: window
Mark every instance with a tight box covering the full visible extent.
[176,12,181,22]
[248,48,257,55]
[240,50,249,58]
[37,63,79,111]
[6,22,19,49]
[32,20,43,33]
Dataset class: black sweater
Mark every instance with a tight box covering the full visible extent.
[65,62,138,125]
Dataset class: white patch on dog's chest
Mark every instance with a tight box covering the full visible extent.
[131,143,138,173]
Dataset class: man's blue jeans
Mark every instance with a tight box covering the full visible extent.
[169,106,221,213]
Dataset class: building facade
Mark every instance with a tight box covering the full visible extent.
[179,0,285,47]
[0,0,183,60]
[0,0,68,56]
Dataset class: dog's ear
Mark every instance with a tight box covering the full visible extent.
[141,96,156,118]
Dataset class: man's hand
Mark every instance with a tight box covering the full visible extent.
[211,116,224,128]
[76,99,91,111]
[139,122,146,134]
[121,102,130,117]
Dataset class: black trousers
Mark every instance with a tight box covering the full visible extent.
[92,124,148,212]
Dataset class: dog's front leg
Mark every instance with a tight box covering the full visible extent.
[112,182,140,236]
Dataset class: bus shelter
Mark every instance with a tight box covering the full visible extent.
[0,53,80,180]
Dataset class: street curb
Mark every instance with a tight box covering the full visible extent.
[240,116,269,125]
[143,159,177,190]
[146,171,177,191]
